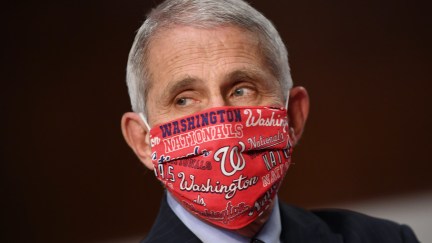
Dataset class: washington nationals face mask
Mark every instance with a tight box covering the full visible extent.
[139,106,293,229]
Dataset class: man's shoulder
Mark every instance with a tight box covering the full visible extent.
[279,202,419,243]
[312,208,419,242]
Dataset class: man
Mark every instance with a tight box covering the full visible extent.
[121,0,419,242]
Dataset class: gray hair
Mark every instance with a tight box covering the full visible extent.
[126,0,293,113]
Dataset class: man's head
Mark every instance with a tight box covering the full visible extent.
[122,0,309,169]
[126,0,293,115]
[121,0,309,235]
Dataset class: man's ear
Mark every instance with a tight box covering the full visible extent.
[121,112,154,170]
[287,86,310,145]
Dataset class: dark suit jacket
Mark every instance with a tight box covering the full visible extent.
[142,194,419,243]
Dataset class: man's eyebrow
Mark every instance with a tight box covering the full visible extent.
[166,76,200,97]
[226,69,271,84]
[228,70,255,81]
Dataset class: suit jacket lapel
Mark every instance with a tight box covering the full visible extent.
[142,192,201,243]
[278,201,343,243]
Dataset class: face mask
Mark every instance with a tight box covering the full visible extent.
[139,105,293,229]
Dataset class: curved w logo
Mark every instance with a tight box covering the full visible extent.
[213,142,246,176]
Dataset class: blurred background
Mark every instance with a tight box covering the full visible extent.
[2,0,431,242]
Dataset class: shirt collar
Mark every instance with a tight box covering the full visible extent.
[167,191,281,243]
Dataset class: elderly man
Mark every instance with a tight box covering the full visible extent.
[121,0,419,242]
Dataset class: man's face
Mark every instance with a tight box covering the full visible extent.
[122,25,309,236]
[145,25,284,126]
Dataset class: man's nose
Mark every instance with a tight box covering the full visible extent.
[207,94,228,108]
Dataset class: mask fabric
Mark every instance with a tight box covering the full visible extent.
[147,106,293,229]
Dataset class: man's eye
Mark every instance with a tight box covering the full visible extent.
[232,87,254,97]
[176,97,188,106]
[175,97,197,107]
[233,88,245,96]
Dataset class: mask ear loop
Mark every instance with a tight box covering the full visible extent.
[285,91,290,110]
[285,91,294,146]
[138,112,151,132]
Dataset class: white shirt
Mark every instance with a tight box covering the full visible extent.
[167,192,281,243]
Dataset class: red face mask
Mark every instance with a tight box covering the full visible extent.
[142,106,293,229]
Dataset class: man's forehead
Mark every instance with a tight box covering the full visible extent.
[149,25,259,49]
[145,25,265,82]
